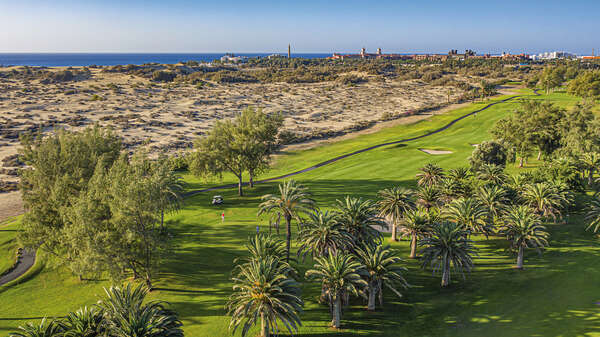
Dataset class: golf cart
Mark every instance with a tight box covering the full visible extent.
[212,195,223,205]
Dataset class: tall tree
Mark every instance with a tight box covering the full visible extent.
[334,196,387,250]
[258,180,316,262]
[401,208,432,258]
[420,222,477,287]
[443,198,490,236]
[501,205,549,269]
[585,196,600,233]
[416,163,445,187]
[228,257,303,337]
[355,245,408,310]
[377,187,415,241]
[521,183,568,222]
[305,253,367,329]
[297,210,353,260]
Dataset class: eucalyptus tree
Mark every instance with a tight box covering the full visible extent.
[443,197,490,236]
[377,187,415,241]
[297,210,353,260]
[501,205,549,269]
[416,163,445,187]
[419,222,477,287]
[355,245,409,311]
[334,196,387,250]
[585,196,600,233]
[97,284,183,337]
[258,180,316,262]
[305,252,367,329]
[401,208,432,258]
[228,256,303,337]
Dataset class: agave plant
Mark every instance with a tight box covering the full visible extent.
[258,180,316,262]
[62,306,104,337]
[416,163,445,187]
[355,245,409,310]
[227,256,303,337]
[305,252,367,329]
[334,196,387,250]
[10,318,64,337]
[420,222,477,287]
[376,186,415,241]
[500,205,549,269]
[297,210,353,260]
[96,283,183,337]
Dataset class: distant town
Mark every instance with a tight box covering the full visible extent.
[221,47,600,63]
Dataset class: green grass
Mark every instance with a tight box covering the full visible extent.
[1,90,599,336]
[0,220,18,276]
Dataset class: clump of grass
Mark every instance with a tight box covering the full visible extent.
[90,94,104,101]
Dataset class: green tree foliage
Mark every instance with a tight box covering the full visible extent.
[297,211,353,260]
[190,107,282,196]
[376,187,415,241]
[9,318,64,337]
[558,104,600,157]
[305,253,367,328]
[355,245,408,311]
[585,196,600,233]
[334,196,387,250]
[567,71,600,102]
[469,141,508,170]
[521,182,568,222]
[228,257,303,337]
[538,66,564,94]
[500,205,549,269]
[419,222,477,287]
[400,208,432,258]
[416,163,445,187]
[18,126,121,271]
[443,198,490,236]
[258,180,316,262]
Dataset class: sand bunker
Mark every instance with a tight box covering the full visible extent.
[419,148,453,155]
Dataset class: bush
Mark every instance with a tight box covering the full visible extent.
[469,140,508,170]
[152,70,177,82]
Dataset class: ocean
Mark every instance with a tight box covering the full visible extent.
[0,53,331,67]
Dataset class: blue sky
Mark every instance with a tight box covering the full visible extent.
[1,0,599,55]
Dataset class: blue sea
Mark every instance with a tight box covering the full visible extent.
[0,53,331,67]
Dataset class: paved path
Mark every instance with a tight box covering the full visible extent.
[0,249,35,286]
[186,91,537,197]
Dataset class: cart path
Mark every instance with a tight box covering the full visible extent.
[0,249,35,286]
[186,91,537,197]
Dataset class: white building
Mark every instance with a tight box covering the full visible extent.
[530,51,576,60]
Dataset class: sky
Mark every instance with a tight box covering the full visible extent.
[1,0,599,55]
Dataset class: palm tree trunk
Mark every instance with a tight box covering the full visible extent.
[249,168,255,188]
[160,210,164,232]
[409,233,417,258]
[441,258,450,287]
[260,312,269,337]
[332,297,342,328]
[145,273,153,291]
[516,245,524,269]
[519,157,524,168]
[367,283,376,310]
[537,150,542,161]
[391,221,398,242]
[589,170,594,186]
[285,215,292,262]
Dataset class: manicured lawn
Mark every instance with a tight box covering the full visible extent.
[0,220,18,276]
[1,90,599,336]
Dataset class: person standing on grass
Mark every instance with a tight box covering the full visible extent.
[221,212,225,222]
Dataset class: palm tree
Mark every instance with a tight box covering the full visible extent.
[238,234,287,263]
[258,180,316,262]
[416,185,442,210]
[401,208,432,258]
[154,163,185,231]
[62,306,104,337]
[416,163,445,187]
[305,252,367,329]
[501,205,549,269]
[334,196,387,250]
[443,197,490,236]
[10,318,64,337]
[420,222,477,287]
[580,152,600,186]
[521,183,567,222]
[355,245,409,310]
[297,210,353,260]
[585,196,600,233]
[377,187,415,241]
[476,164,508,186]
[476,185,508,228]
[228,257,303,337]
[96,283,183,337]
[446,167,473,181]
